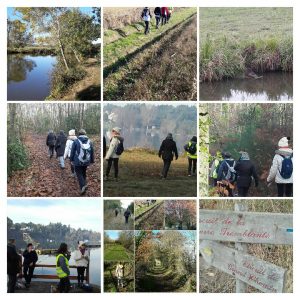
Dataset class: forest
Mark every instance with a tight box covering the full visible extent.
[7,103,101,197]
[7,217,100,250]
[200,103,293,197]
[135,230,196,292]
[7,7,101,100]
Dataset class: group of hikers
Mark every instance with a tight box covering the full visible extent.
[114,207,132,224]
[7,239,90,293]
[103,127,197,181]
[141,7,174,34]
[209,137,293,197]
[46,129,95,195]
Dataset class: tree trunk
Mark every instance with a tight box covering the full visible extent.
[56,19,69,71]
[72,48,81,63]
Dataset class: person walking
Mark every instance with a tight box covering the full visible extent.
[55,130,67,169]
[184,136,197,176]
[7,238,21,293]
[22,243,38,288]
[46,130,56,158]
[154,7,161,28]
[70,129,95,195]
[105,127,124,182]
[234,151,259,197]
[74,241,90,287]
[209,151,224,187]
[141,7,152,34]
[124,208,131,224]
[161,7,169,25]
[56,243,71,293]
[158,133,178,179]
[267,137,293,197]
[64,129,77,176]
[115,263,124,289]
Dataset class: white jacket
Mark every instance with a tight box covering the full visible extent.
[74,249,90,267]
[105,136,123,159]
[64,137,77,159]
[267,148,293,184]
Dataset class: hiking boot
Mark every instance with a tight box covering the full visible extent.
[80,185,87,195]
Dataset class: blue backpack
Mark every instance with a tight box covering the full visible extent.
[280,154,293,179]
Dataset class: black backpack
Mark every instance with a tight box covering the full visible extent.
[115,140,124,156]
[185,142,197,155]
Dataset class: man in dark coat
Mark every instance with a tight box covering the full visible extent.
[46,130,56,158]
[55,130,67,169]
[235,151,259,197]
[158,133,178,179]
[23,243,38,288]
[7,239,21,293]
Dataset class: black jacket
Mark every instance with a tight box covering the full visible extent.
[154,7,161,16]
[103,136,107,158]
[235,160,259,188]
[46,132,56,147]
[70,135,95,166]
[55,132,67,157]
[7,244,21,275]
[158,138,178,161]
[23,250,38,267]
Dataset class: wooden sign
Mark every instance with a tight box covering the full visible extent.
[199,209,293,245]
[200,240,287,293]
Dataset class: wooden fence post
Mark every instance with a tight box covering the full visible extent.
[235,202,248,293]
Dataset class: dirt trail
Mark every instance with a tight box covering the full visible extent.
[7,134,100,197]
[104,209,134,230]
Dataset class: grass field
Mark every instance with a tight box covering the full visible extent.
[104,244,134,261]
[104,7,197,100]
[103,149,197,197]
[104,209,134,230]
[200,8,293,82]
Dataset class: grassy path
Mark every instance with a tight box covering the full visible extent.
[104,244,133,261]
[104,209,134,230]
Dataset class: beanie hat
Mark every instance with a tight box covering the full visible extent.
[78,129,86,135]
[68,129,76,136]
[112,127,121,134]
[278,137,290,148]
[167,133,173,139]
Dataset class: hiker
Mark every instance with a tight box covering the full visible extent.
[22,243,38,288]
[55,130,67,169]
[115,263,124,289]
[141,7,152,35]
[154,7,161,28]
[217,152,236,197]
[115,208,119,217]
[161,7,169,25]
[234,151,259,197]
[7,238,21,293]
[124,208,131,224]
[63,129,77,176]
[46,130,56,158]
[70,129,95,195]
[158,133,178,179]
[209,151,224,186]
[103,136,107,158]
[167,7,174,21]
[74,241,90,287]
[184,136,197,176]
[105,127,124,182]
[56,243,71,293]
[267,137,293,197]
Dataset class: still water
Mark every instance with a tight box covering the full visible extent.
[7,54,57,101]
[200,72,293,101]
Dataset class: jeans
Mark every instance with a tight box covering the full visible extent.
[238,187,250,197]
[7,274,17,293]
[162,159,172,178]
[68,159,75,174]
[188,158,197,175]
[58,156,65,168]
[23,266,35,284]
[48,145,54,158]
[277,183,293,197]
[162,15,167,25]
[59,277,70,293]
[106,158,119,178]
[75,166,88,189]
[155,16,160,27]
[77,267,86,284]
[144,21,150,34]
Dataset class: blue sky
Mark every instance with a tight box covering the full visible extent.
[105,230,123,240]
[8,199,101,232]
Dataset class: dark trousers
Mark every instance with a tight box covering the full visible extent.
[155,16,160,27]
[77,267,86,284]
[277,183,293,197]
[162,15,167,25]
[68,159,75,174]
[48,145,54,158]
[188,158,197,175]
[75,165,87,189]
[23,266,35,284]
[7,274,17,293]
[238,187,250,197]
[144,21,150,34]
[106,158,119,178]
[162,159,172,178]
[125,216,129,224]
[59,277,70,293]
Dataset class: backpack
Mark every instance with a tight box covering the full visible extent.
[224,161,236,182]
[77,139,92,166]
[142,8,150,18]
[115,140,124,156]
[280,154,293,179]
[186,142,197,155]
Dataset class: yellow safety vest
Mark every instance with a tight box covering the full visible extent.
[186,141,197,159]
[56,254,69,279]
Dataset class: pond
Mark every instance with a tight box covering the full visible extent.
[200,72,293,101]
[32,249,101,286]
[7,54,57,101]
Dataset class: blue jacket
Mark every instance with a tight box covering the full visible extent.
[70,135,94,166]
[217,158,236,181]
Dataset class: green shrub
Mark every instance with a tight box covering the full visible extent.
[7,139,29,176]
